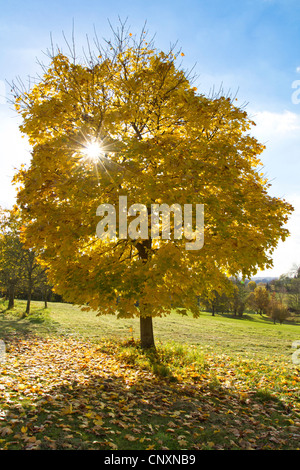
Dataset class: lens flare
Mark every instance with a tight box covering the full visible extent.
[83,141,104,162]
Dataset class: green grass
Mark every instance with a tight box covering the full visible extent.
[0,298,299,450]
[1,298,299,361]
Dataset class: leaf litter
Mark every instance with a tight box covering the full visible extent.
[0,333,299,450]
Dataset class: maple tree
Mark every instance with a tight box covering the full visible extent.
[11,23,293,348]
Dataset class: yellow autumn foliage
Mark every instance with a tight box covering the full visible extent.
[11,30,293,342]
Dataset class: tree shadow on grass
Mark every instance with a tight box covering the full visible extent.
[0,312,61,340]
[218,313,259,322]
[114,339,179,381]
[1,335,299,450]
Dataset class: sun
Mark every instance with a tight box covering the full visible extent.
[82,140,104,162]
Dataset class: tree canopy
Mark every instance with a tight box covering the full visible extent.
[12,23,293,347]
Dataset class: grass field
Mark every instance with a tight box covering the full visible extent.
[0,299,299,450]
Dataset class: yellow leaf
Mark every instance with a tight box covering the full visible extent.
[125,434,137,442]
[93,416,104,426]
[62,404,73,415]
[179,439,188,446]
[107,441,118,449]
[146,444,156,450]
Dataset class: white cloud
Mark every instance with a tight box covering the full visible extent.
[251,110,300,138]
[257,193,300,278]
[248,108,300,197]
[0,106,31,208]
[248,109,300,277]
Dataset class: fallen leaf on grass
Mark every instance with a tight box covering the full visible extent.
[146,444,156,450]
[1,334,299,452]
[0,427,13,437]
[106,441,118,449]
[61,404,73,415]
[124,434,137,442]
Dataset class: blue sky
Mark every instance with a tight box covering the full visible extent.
[0,0,299,277]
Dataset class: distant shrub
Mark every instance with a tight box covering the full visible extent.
[267,294,289,324]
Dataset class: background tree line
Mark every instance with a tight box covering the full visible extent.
[200,267,300,324]
[0,208,61,314]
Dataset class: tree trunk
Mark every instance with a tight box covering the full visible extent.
[26,289,32,315]
[25,280,33,315]
[7,285,15,310]
[140,316,155,349]
[44,287,48,309]
[135,239,155,349]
